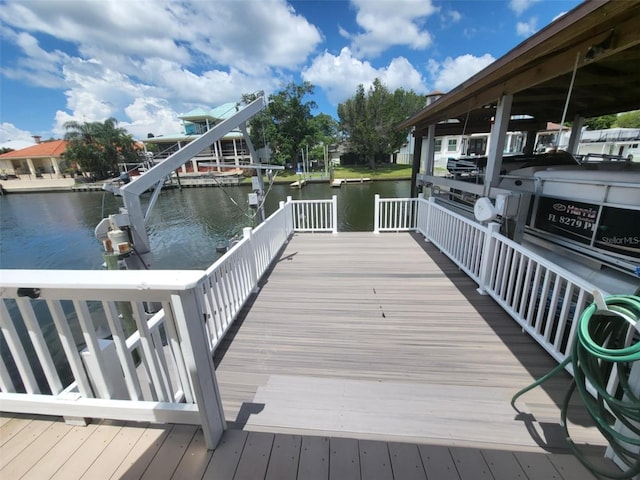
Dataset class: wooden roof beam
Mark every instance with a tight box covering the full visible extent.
[403,2,640,131]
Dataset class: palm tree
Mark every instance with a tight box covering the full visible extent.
[64,118,138,180]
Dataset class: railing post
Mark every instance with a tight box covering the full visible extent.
[243,227,260,293]
[278,200,287,236]
[423,196,436,241]
[286,196,294,233]
[476,222,500,295]
[171,286,226,449]
[607,362,640,470]
[374,194,381,234]
[331,195,338,234]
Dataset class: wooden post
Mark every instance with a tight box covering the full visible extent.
[566,115,584,155]
[424,124,436,177]
[410,133,423,198]
[483,94,512,196]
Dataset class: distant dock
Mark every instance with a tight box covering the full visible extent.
[331,177,372,187]
[0,174,243,194]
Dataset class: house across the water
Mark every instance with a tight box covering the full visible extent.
[142,102,260,175]
[0,139,67,178]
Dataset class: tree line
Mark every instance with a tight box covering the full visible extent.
[61,80,425,180]
[59,82,640,180]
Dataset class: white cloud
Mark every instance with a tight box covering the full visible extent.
[346,0,438,58]
[302,47,427,105]
[516,17,538,37]
[0,0,322,74]
[0,123,37,149]
[427,54,495,92]
[0,0,322,138]
[442,10,462,24]
[181,1,322,73]
[509,0,541,16]
[50,56,279,138]
[121,98,183,139]
[0,30,69,88]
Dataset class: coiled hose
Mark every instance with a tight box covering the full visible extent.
[511,294,640,480]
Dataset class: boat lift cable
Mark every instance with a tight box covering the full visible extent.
[248,170,279,221]
[208,173,254,220]
[205,167,278,223]
[511,294,640,479]
[556,51,580,147]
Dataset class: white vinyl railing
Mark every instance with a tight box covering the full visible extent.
[375,195,612,373]
[289,195,338,233]
[3,191,618,449]
[0,196,333,449]
[199,201,293,352]
[0,270,224,447]
[373,194,419,233]
[477,229,601,366]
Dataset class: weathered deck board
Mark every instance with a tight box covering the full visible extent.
[171,428,212,480]
[80,421,150,479]
[0,232,624,479]
[0,416,611,480]
[0,419,72,478]
[215,232,604,451]
[264,433,301,480]
[139,424,197,480]
[50,421,124,480]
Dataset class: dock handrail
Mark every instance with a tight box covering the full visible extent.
[288,195,338,233]
[0,196,336,449]
[0,269,225,447]
[375,194,619,394]
[1,192,627,452]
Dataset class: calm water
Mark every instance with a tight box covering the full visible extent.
[0,180,411,270]
[0,180,411,391]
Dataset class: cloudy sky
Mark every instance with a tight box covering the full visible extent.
[0,0,581,148]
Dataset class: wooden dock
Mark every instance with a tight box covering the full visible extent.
[0,414,613,479]
[215,233,605,450]
[331,177,371,186]
[0,232,620,479]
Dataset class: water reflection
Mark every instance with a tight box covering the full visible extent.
[0,180,411,270]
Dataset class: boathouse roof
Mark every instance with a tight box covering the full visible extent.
[400,0,640,137]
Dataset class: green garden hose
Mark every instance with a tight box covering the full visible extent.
[511,294,640,480]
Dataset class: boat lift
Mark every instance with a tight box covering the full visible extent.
[95,93,282,270]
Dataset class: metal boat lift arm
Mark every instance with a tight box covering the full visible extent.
[112,95,266,269]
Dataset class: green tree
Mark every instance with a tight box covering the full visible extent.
[245,82,317,165]
[0,147,14,155]
[583,114,616,130]
[310,113,339,141]
[614,110,640,128]
[64,118,139,179]
[307,113,339,164]
[337,79,425,168]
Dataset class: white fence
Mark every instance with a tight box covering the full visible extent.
[2,191,622,450]
[0,197,335,449]
[373,194,419,233]
[375,195,609,369]
[289,195,338,233]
